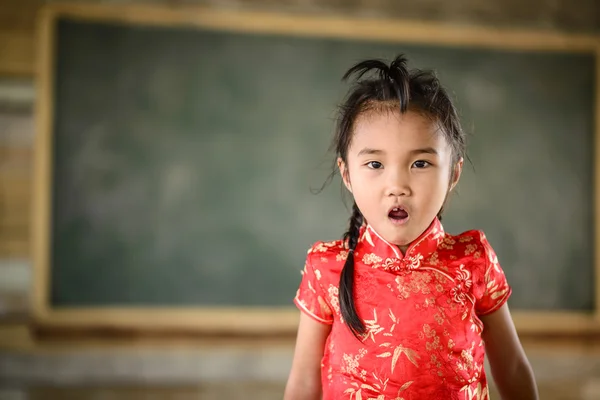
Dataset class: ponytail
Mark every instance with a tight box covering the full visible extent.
[339,202,366,339]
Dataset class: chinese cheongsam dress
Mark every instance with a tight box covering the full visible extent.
[294,218,511,400]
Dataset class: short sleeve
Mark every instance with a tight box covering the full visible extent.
[473,232,512,316]
[293,248,334,325]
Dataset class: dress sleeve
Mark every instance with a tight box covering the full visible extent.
[473,232,512,316]
[293,245,334,325]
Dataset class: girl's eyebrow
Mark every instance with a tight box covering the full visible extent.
[357,148,384,156]
[357,147,439,156]
[410,147,439,156]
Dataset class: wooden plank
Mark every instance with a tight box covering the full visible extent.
[0,233,30,245]
[0,191,31,206]
[0,166,32,257]
[0,0,41,76]
[595,47,600,317]
[28,308,600,336]
[0,192,31,207]
[0,0,41,29]
[45,2,600,52]
[0,198,31,223]
[1,205,31,220]
[0,212,31,231]
[0,146,33,165]
[0,182,32,199]
[0,218,31,232]
[2,322,600,353]
[0,111,35,141]
[0,33,35,77]
[0,212,30,227]
[0,176,32,193]
[0,239,29,257]
[0,175,33,219]
[0,220,30,236]
[32,4,54,325]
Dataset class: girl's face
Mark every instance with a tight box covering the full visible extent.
[338,109,463,253]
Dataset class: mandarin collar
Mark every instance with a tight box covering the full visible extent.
[356,218,445,268]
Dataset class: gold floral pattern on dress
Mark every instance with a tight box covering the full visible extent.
[419,296,436,309]
[440,237,456,250]
[432,309,446,326]
[372,373,412,397]
[342,348,368,377]
[460,382,489,400]
[318,296,333,316]
[337,250,349,262]
[427,251,439,266]
[404,253,423,270]
[362,253,383,265]
[377,342,420,373]
[421,324,442,351]
[420,323,449,378]
[314,268,322,280]
[310,240,340,253]
[366,309,421,374]
[381,258,396,270]
[364,309,385,342]
[456,342,476,374]
[306,279,317,295]
[328,284,340,314]
[394,271,432,299]
[435,283,444,293]
[451,265,474,319]
[344,378,414,400]
[465,244,477,255]
[383,309,398,337]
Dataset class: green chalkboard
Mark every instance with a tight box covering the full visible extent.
[49,17,596,311]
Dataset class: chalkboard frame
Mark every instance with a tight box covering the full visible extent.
[32,2,600,336]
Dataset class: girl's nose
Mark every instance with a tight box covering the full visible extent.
[386,185,410,197]
[386,170,411,197]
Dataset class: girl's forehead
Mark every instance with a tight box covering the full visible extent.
[350,110,449,151]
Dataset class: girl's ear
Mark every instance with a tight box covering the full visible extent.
[449,157,464,192]
[337,158,352,193]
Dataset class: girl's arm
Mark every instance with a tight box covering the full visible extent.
[284,313,332,400]
[480,303,539,400]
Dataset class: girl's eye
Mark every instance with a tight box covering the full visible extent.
[413,160,430,169]
[367,161,383,169]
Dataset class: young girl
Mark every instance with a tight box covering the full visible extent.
[284,55,538,400]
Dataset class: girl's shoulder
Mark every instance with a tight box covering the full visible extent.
[436,228,499,268]
[307,239,348,256]
[305,239,348,274]
[442,228,490,251]
[440,228,500,272]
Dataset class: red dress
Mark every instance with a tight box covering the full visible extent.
[294,218,511,400]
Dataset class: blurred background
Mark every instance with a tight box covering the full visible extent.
[1,0,600,399]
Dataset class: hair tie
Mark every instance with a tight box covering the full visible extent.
[348,249,355,254]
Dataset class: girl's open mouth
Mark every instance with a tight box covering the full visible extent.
[389,207,409,224]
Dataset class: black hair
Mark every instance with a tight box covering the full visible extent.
[333,54,466,339]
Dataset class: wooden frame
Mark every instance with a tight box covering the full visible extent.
[33,2,600,336]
